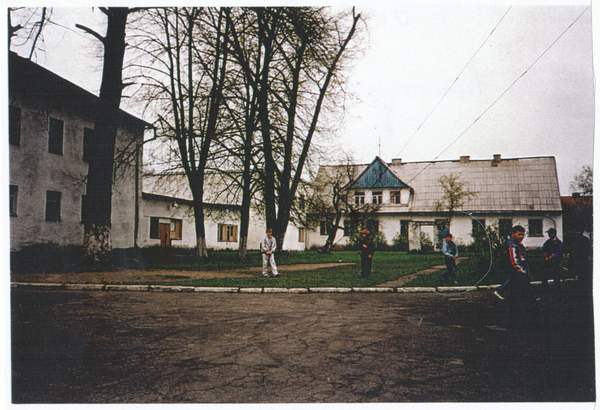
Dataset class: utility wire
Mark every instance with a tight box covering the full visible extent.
[404,5,590,186]
[395,6,512,158]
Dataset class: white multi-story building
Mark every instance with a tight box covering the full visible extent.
[9,52,150,251]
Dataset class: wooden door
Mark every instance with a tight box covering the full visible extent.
[159,223,171,248]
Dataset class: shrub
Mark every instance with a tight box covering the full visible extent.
[420,232,434,252]
[392,232,409,251]
[468,221,508,274]
[11,242,84,273]
[347,228,389,251]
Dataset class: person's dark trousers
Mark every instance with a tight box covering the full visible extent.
[571,259,592,292]
[509,273,537,328]
[444,257,456,282]
[361,256,372,278]
[542,260,561,291]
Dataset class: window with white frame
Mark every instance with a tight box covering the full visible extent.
[372,191,383,205]
[528,219,543,237]
[354,191,365,205]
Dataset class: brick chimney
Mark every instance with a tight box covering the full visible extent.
[491,154,501,167]
[460,155,470,164]
[391,158,402,166]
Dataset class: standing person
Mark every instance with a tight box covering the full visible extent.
[568,228,592,291]
[506,225,536,327]
[541,228,564,291]
[359,229,374,278]
[441,233,458,284]
[261,228,279,278]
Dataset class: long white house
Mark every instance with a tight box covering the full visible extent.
[307,155,563,250]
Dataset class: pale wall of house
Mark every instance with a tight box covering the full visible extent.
[9,100,143,251]
[304,213,563,251]
[111,127,143,249]
[139,198,307,251]
[10,103,89,250]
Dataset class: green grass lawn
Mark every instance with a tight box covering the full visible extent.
[120,249,442,288]
[114,248,577,289]
[403,252,576,288]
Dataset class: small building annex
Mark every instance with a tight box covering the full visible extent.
[141,173,309,251]
[306,155,563,250]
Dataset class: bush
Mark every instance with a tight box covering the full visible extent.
[392,232,409,251]
[11,242,84,273]
[468,221,508,274]
[347,229,389,251]
[420,232,434,252]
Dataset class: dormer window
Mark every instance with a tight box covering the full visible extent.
[390,191,401,204]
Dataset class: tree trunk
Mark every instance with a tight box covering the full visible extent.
[190,174,209,258]
[321,212,343,253]
[238,185,251,260]
[82,8,129,266]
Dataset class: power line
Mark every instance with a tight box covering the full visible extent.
[404,5,590,186]
[395,6,512,159]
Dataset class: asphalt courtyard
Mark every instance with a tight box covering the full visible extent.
[11,282,595,403]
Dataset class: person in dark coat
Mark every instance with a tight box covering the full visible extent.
[506,225,537,328]
[568,228,592,291]
[441,232,458,284]
[541,228,563,291]
[359,229,375,278]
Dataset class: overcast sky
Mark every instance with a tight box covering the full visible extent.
[7,1,595,195]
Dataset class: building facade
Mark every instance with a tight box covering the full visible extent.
[9,52,150,251]
[307,155,563,250]
[140,174,308,251]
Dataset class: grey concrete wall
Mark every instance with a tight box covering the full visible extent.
[9,97,143,251]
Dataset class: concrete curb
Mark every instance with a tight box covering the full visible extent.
[11,278,578,294]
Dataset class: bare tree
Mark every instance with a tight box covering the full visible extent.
[227,7,362,249]
[300,156,380,253]
[128,7,230,258]
[8,7,52,58]
[434,173,477,231]
[570,165,593,195]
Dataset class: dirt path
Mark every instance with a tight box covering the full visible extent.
[376,257,470,287]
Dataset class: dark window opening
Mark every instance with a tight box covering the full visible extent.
[83,127,94,163]
[528,219,543,237]
[48,117,64,155]
[472,219,486,236]
[45,190,62,222]
[10,185,18,216]
[499,218,512,237]
[9,105,21,146]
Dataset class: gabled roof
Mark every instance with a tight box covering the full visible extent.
[352,157,411,189]
[318,155,562,212]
